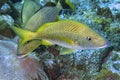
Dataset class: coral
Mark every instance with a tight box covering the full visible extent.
[0,3,11,14]
[0,0,120,80]
[106,21,120,50]
[0,15,14,29]
[0,39,48,80]
[102,50,120,76]
[96,68,120,80]
[0,15,14,38]
[0,0,8,8]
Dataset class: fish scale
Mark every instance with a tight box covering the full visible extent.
[37,20,87,35]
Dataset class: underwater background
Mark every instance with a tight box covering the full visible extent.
[0,0,120,80]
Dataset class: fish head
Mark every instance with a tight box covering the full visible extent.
[76,25,109,49]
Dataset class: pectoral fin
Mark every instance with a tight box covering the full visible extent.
[59,47,75,55]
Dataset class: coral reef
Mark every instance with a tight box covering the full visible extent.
[0,0,120,80]
[96,68,120,80]
[102,50,120,75]
[0,38,48,80]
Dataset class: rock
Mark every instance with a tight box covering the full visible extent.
[0,3,11,14]
[96,68,120,80]
[102,50,120,76]
[0,40,48,80]
[0,15,14,38]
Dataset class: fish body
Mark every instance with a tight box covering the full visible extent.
[12,20,108,57]
[35,20,108,49]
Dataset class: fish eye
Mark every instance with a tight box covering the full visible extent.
[87,37,92,41]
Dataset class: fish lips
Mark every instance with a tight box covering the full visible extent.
[99,41,110,49]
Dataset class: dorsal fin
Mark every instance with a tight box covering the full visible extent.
[37,22,54,32]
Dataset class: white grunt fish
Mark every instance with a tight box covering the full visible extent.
[12,20,109,57]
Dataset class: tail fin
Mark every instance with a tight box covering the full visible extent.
[11,26,36,47]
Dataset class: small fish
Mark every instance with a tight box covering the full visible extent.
[24,1,62,31]
[12,20,109,57]
[22,0,41,26]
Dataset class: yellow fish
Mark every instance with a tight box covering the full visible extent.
[12,20,109,57]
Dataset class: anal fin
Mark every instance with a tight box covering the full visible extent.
[60,47,75,55]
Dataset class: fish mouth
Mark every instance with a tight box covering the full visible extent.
[99,41,110,48]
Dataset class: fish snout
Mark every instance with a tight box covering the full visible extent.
[105,41,110,47]
[100,40,110,48]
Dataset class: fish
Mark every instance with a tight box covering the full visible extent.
[24,1,62,31]
[22,0,41,26]
[12,20,109,57]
